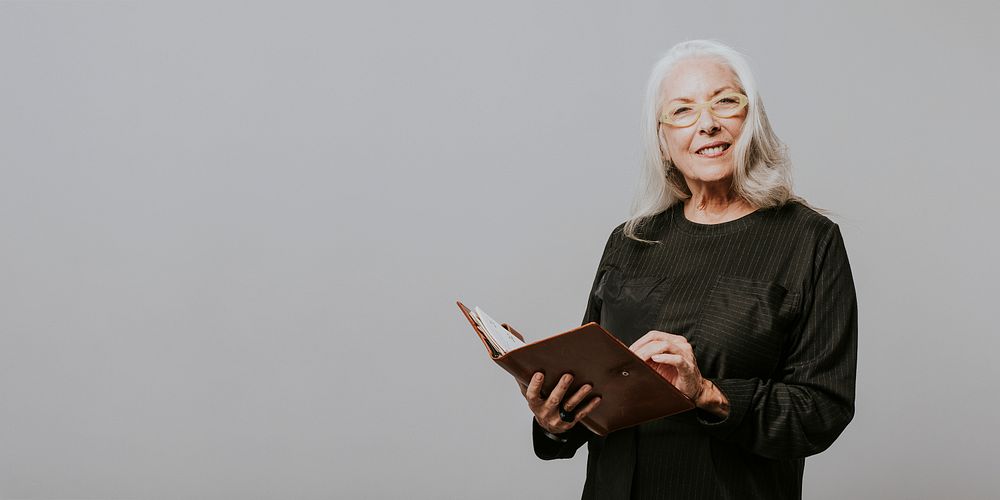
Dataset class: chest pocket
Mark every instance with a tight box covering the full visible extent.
[694,275,801,378]
[594,267,670,346]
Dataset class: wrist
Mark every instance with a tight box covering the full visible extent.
[535,417,570,441]
[695,379,730,418]
[542,429,569,442]
[694,379,713,407]
[535,417,570,442]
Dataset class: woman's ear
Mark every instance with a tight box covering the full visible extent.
[658,127,672,166]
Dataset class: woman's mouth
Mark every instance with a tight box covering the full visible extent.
[695,143,731,158]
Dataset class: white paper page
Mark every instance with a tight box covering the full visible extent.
[473,306,525,354]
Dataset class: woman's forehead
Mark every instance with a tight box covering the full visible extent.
[660,58,740,102]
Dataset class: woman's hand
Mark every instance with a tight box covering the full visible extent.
[630,330,708,404]
[518,372,602,435]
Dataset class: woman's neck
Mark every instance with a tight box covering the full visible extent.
[683,190,755,224]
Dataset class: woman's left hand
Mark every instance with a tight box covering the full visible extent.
[629,330,707,404]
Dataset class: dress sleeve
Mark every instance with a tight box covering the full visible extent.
[695,223,858,459]
[531,226,622,460]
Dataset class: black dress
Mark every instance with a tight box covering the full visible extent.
[531,201,858,500]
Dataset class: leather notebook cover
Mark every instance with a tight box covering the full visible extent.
[456,300,694,436]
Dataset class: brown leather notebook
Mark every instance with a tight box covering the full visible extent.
[456,300,694,436]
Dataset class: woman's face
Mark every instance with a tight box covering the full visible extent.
[658,57,747,186]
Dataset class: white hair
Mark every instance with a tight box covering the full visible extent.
[625,39,805,242]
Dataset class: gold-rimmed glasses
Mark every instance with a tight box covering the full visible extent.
[659,92,748,127]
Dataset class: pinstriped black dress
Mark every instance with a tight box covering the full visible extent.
[532,201,858,500]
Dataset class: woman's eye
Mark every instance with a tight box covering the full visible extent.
[672,107,691,115]
[717,97,737,104]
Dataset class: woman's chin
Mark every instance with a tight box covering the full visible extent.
[681,164,734,184]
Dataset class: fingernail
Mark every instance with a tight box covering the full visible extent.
[534,373,541,381]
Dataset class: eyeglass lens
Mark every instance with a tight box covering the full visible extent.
[664,95,745,126]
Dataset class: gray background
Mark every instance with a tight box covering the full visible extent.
[1,1,997,499]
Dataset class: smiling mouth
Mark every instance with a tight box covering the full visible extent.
[696,143,731,157]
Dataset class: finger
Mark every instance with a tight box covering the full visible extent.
[572,396,603,422]
[634,331,689,350]
[525,372,544,401]
[560,383,593,412]
[544,373,574,410]
[663,334,692,354]
[631,331,689,353]
[660,338,693,358]
[638,337,694,360]
[651,353,683,365]
[633,340,671,361]
[628,330,668,350]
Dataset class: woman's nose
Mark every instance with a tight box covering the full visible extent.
[697,109,721,134]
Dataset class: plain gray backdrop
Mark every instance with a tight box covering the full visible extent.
[2,1,997,499]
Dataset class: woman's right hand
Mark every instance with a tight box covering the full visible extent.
[519,371,602,435]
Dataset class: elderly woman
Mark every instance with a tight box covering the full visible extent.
[518,40,857,499]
